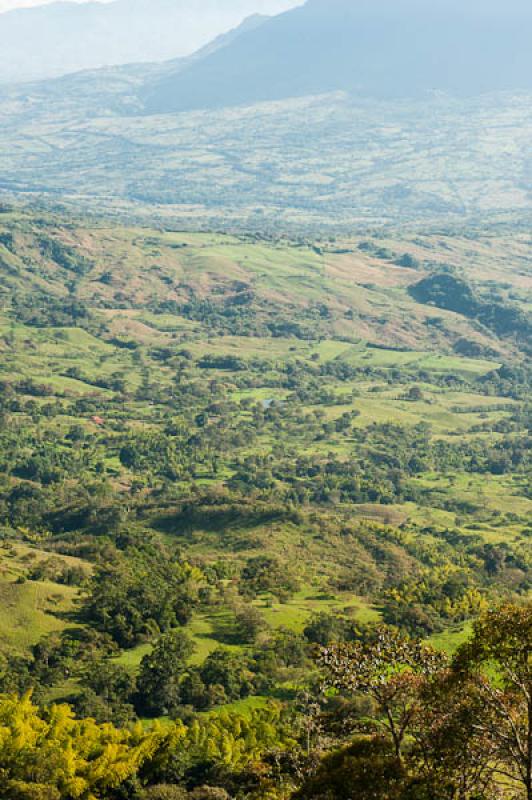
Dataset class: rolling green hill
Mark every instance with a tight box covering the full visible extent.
[0,205,530,800]
[0,208,529,688]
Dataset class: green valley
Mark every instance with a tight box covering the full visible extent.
[1,0,531,795]
[0,207,529,652]
[0,205,530,799]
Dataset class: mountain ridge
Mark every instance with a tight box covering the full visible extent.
[0,0,299,84]
[142,0,532,114]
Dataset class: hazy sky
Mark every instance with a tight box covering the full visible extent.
[0,0,305,83]
[0,0,300,12]
[0,0,91,13]
[0,0,105,10]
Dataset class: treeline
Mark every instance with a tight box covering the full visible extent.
[410,271,532,351]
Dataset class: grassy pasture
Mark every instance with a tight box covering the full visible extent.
[0,542,86,655]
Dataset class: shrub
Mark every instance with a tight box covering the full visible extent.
[143,787,188,800]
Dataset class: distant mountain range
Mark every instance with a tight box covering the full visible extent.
[0,0,300,84]
[142,0,532,114]
[0,0,530,228]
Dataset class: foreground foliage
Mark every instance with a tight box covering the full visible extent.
[0,604,530,799]
[0,692,150,799]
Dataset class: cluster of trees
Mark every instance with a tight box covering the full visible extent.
[312,604,532,800]
[154,293,334,341]
[38,234,94,277]
[135,622,312,719]
[136,634,260,717]
[0,692,293,799]
[0,604,530,799]
[12,293,94,329]
[82,540,201,648]
[410,272,532,349]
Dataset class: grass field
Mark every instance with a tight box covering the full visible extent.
[429,623,474,654]
[0,543,86,655]
[116,588,382,676]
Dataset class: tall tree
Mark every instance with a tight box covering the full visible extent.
[454,604,532,800]
[137,630,196,717]
[319,627,446,760]
[412,669,498,800]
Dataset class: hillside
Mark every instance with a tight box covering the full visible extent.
[1,89,530,229]
[142,0,532,114]
[0,207,530,662]
[0,1,531,794]
[1,209,530,357]
[0,207,530,796]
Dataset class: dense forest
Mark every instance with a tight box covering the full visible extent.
[0,208,530,798]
